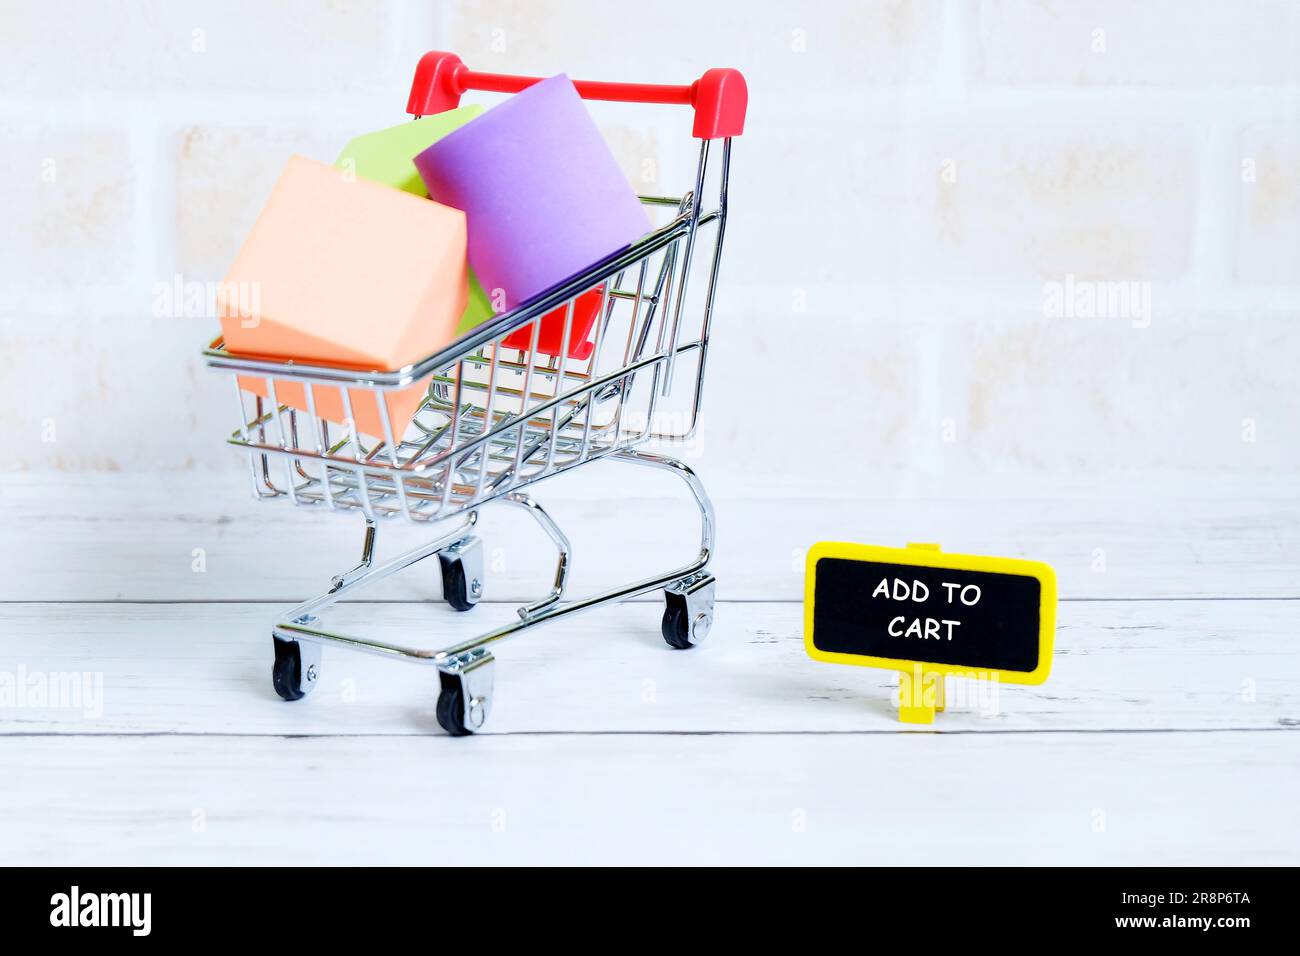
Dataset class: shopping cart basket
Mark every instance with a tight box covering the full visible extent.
[203,52,747,734]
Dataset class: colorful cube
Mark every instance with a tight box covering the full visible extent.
[218,154,468,439]
[415,75,650,355]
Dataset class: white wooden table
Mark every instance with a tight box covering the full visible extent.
[2,472,1297,865]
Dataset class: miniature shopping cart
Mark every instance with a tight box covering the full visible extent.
[203,52,746,735]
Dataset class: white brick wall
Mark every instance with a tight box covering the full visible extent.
[0,0,1296,494]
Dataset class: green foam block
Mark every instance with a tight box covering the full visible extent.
[335,105,485,195]
[459,272,493,336]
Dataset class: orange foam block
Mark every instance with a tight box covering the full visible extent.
[236,377,433,446]
[218,154,468,439]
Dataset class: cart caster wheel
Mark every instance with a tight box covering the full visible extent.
[438,536,483,612]
[662,573,716,649]
[436,654,495,736]
[436,684,471,736]
[272,636,320,701]
[661,603,693,649]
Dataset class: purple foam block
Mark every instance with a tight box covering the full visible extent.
[414,74,651,313]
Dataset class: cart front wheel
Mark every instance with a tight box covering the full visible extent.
[272,636,319,701]
[436,684,471,736]
[436,661,493,736]
[661,604,694,649]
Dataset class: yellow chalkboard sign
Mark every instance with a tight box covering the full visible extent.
[804,542,1057,724]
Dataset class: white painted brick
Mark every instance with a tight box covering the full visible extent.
[0,316,233,472]
[0,0,398,94]
[901,120,1197,283]
[170,125,345,281]
[449,0,945,94]
[0,126,133,312]
[730,117,901,299]
[974,0,1300,87]
[703,312,924,474]
[933,312,1300,476]
[1235,126,1300,286]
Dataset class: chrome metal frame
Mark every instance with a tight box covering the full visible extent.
[204,129,733,733]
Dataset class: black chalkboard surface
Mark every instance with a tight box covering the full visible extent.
[803,542,1056,683]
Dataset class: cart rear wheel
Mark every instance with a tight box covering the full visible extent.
[438,538,483,612]
[440,558,473,612]
[436,684,471,736]
[661,578,715,649]
[272,638,308,700]
[661,603,695,649]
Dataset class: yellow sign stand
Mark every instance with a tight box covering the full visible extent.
[898,664,946,725]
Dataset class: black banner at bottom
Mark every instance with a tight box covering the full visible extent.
[0,867,1285,942]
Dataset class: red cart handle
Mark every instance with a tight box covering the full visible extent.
[407,51,747,140]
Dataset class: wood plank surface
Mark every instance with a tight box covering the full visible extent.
[2,732,1293,865]
[3,473,1298,602]
[1,600,1294,735]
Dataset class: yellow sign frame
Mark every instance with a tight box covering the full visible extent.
[803,542,1057,722]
